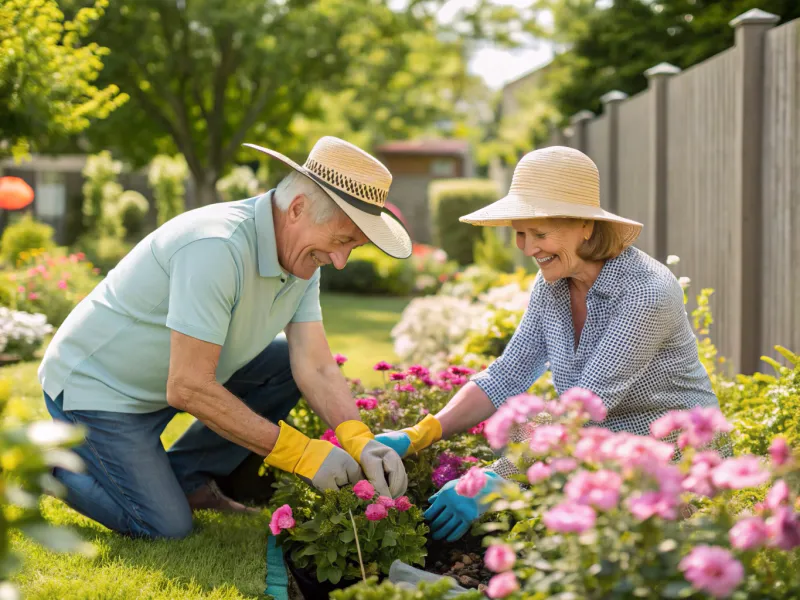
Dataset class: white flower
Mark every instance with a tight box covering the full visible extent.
[678,276,691,290]
[667,255,680,265]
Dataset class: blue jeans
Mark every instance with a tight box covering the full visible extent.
[44,335,301,539]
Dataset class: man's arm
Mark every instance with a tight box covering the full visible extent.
[283,320,360,428]
[166,330,280,456]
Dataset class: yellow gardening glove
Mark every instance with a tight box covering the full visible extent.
[335,420,408,498]
[263,421,361,491]
[374,414,443,458]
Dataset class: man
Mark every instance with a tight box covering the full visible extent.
[38,136,412,539]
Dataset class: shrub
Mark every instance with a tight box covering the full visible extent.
[331,578,482,599]
[473,227,515,273]
[9,248,102,327]
[428,179,498,266]
[149,154,188,225]
[0,307,52,360]
[116,190,149,239]
[0,214,55,265]
[216,165,260,202]
[81,151,124,234]
[321,245,416,296]
[76,234,132,275]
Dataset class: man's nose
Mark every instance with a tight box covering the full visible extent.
[330,250,350,270]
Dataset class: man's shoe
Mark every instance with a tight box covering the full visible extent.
[187,481,260,514]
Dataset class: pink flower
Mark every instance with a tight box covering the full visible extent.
[16,286,24,294]
[564,470,622,511]
[650,411,686,439]
[468,421,486,436]
[394,496,412,512]
[420,407,430,415]
[605,433,675,468]
[729,517,769,550]
[679,546,744,599]
[626,491,678,521]
[486,572,519,599]
[483,394,546,449]
[449,366,475,376]
[365,503,388,521]
[57,279,68,290]
[390,372,406,381]
[711,456,771,490]
[269,504,296,535]
[766,507,800,550]
[377,496,395,508]
[765,480,790,511]
[27,292,39,300]
[456,467,487,498]
[559,387,607,422]
[769,437,791,467]
[333,353,347,365]
[575,427,614,462]
[645,463,684,495]
[421,376,435,387]
[407,365,430,378]
[320,429,341,448]
[92,267,101,274]
[550,458,578,473]
[353,480,375,500]
[76,252,85,260]
[394,384,415,393]
[677,407,732,450]
[484,544,516,573]
[449,375,467,386]
[355,397,378,410]
[527,462,552,484]
[373,361,393,371]
[543,502,596,533]
[529,424,568,455]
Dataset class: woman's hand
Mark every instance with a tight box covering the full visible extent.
[424,470,505,541]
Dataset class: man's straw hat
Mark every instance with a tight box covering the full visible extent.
[244,137,412,259]
[460,146,642,247]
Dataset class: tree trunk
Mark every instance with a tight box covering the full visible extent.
[191,172,219,207]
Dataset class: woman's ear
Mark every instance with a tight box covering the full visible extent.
[583,220,595,240]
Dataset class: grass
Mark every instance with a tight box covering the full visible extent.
[2,292,409,599]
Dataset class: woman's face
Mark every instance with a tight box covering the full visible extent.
[512,218,593,282]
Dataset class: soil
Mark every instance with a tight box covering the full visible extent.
[425,534,492,594]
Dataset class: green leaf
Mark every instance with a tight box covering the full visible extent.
[662,582,694,598]
[327,548,337,563]
[339,529,355,543]
[381,530,397,548]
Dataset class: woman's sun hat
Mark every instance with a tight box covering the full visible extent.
[459,146,642,247]
[244,137,412,259]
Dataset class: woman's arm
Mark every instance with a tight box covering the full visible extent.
[435,382,496,439]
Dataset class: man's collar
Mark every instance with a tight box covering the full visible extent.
[254,190,284,278]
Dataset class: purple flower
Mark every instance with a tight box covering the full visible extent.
[432,464,460,488]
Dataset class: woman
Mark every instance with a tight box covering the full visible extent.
[376,146,725,542]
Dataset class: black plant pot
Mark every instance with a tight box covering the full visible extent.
[284,552,361,599]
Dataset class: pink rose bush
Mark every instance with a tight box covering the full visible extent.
[269,504,296,535]
[478,388,800,598]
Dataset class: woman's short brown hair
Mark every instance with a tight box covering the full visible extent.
[576,220,625,261]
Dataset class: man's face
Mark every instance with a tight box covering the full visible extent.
[278,195,369,280]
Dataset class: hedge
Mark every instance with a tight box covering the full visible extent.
[428,179,499,266]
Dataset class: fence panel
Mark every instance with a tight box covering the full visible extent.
[585,115,611,209]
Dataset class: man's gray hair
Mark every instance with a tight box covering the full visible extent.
[274,171,344,224]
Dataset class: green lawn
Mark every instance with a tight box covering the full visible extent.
[3,292,410,599]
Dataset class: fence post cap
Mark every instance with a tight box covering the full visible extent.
[569,110,595,124]
[600,90,628,104]
[729,8,780,27]
[645,62,682,78]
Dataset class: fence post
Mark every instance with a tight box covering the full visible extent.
[644,63,681,263]
[568,111,594,153]
[730,8,780,374]
[600,90,628,214]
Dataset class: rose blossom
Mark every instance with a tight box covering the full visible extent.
[353,480,375,500]
[333,353,347,365]
[269,504,296,535]
[527,462,552,484]
[564,470,622,511]
[529,424,568,455]
[766,507,800,550]
[373,361,393,371]
[650,411,686,439]
[606,433,675,468]
[769,437,791,467]
[320,429,341,448]
[484,544,516,573]
[765,479,790,511]
[550,458,578,473]
[486,571,519,599]
[543,502,596,533]
[678,407,732,450]
[729,517,769,550]
[679,545,744,599]
[355,397,378,410]
[456,467,487,498]
[575,427,614,462]
[377,496,395,508]
[559,387,607,422]
[626,491,678,521]
[394,496,412,512]
[711,456,771,490]
[484,394,546,449]
[365,503,388,521]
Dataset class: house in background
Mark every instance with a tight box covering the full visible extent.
[375,139,473,244]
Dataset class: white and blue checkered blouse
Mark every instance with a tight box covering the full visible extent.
[472,246,721,437]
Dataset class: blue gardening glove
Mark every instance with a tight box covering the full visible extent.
[374,414,442,458]
[424,471,505,542]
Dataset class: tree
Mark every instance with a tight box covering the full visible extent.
[72,0,535,206]
[0,0,127,159]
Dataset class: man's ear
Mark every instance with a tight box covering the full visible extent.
[287,194,306,223]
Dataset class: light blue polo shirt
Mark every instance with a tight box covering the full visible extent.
[38,191,322,414]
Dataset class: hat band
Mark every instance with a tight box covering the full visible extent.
[304,170,383,216]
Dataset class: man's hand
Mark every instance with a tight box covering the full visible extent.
[264,421,362,491]
[335,421,408,498]
[374,414,442,458]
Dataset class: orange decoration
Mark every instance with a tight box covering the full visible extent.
[0,176,35,210]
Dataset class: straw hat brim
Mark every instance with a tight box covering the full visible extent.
[243,143,412,259]
[459,194,642,248]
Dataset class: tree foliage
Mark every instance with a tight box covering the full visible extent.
[0,0,127,159]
